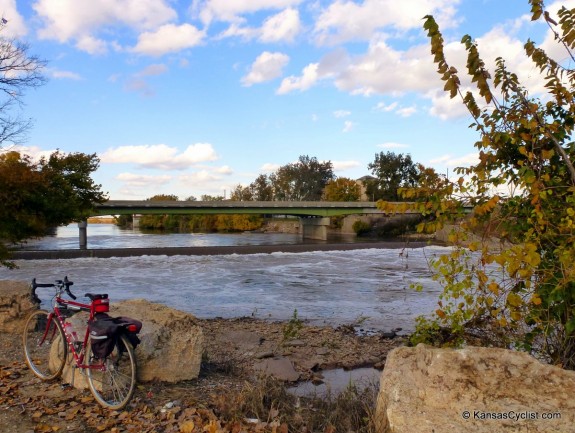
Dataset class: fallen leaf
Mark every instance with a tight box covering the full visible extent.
[179,420,195,433]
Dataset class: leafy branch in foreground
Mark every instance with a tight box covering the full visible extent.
[398,1,575,369]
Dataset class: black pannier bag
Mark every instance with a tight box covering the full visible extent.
[88,314,142,359]
[88,316,119,359]
[114,316,143,349]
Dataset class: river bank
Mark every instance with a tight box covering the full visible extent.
[0,314,403,433]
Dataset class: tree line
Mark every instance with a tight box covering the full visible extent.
[228,153,445,202]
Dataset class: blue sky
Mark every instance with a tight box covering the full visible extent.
[4,0,573,200]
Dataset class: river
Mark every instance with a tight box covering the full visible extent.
[1,224,447,332]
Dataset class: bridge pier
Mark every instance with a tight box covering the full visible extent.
[78,220,88,250]
[299,217,330,240]
[133,214,141,229]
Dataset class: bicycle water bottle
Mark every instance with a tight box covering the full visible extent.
[64,321,80,350]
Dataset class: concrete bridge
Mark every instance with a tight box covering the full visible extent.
[71,200,401,249]
[93,200,388,217]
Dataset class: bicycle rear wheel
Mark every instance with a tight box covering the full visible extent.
[23,310,67,380]
[86,333,137,410]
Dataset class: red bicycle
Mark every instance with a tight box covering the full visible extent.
[22,276,141,410]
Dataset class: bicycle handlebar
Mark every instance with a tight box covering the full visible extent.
[30,276,76,303]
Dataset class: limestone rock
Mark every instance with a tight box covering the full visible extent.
[110,299,204,383]
[0,280,38,333]
[375,344,575,433]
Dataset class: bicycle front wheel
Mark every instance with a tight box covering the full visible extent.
[23,310,67,380]
[86,333,137,410]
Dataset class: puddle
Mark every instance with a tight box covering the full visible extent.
[288,367,381,397]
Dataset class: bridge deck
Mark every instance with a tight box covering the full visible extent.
[94,200,400,217]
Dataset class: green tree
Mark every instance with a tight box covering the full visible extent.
[405,1,575,368]
[250,174,274,201]
[322,177,361,201]
[270,155,335,201]
[139,195,178,229]
[230,184,254,201]
[146,194,178,201]
[367,152,419,201]
[201,194,225,201]
[0,151,106,267]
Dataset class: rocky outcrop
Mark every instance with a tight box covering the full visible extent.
[375,344,575,433]
[0,280,37,333]
[110,299,204,383]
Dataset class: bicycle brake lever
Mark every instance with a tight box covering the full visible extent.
[65,287,77,300]
[63,276,76,300]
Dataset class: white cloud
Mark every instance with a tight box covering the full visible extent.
[259,8,301,43]
[0,0,27,38]
[215,165,233,174]
[342,120,355,133]
[333,110,351,118]
[333,38,438,96]
[377,142,409,149]
[49,69,82,80]
[75,35,107,55]
[193,0,301,24]
[277,63,319,94]
[137,64,169,76]
[216,22,257,40]
[122,64,168,96]
[101,143,218,170]
[116,172,172,187]
[33,0,177,53]
[313,0,460,45]
[241,51,289,86]
[373,101,416,117]
[373,102,398,112]
[178,170,223,186]
[333,160,360,171]
[396,106,417,117]
[216,8,301,44]
[430,153,479,168]
[261,163,279,172]
[276,35,441,97]
[124,78,155,97]
[426,89,470,120]
[132,24,205,56]
[12,145,55,160]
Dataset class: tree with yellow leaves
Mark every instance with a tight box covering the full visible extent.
[406,1,575,369]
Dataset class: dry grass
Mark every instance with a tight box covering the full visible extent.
[210,374,378,433]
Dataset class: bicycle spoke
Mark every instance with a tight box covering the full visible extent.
[86,334,136,409]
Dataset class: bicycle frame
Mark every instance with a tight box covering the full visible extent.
[43,292,107,372]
